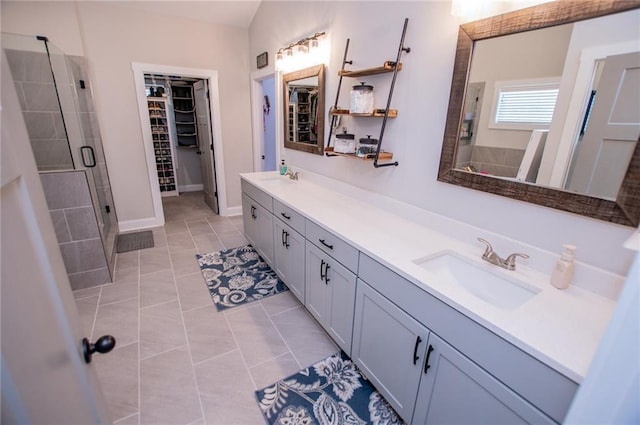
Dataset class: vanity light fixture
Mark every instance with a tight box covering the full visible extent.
[275,32,327,72]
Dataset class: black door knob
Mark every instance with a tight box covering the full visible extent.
[82,335,116,363]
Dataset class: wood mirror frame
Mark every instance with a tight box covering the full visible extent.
[438,0,640,227]
[283,64,325,155]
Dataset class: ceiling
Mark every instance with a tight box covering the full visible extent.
[113,0,262,28]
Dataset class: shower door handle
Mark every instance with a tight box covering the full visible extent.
[80,146,97,168]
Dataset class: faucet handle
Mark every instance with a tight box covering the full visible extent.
[504,252,529,270]
[477,238,494,258]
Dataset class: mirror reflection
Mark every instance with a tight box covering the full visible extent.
[283,65,325,155]
[454,9,639,202]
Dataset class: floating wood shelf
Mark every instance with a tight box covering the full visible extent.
[324,147,394,161]
[330,108,398,118]
[338,61,402,78]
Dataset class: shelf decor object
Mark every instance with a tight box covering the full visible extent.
[325,18,410,168]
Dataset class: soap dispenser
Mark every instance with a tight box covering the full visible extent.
[550,244,576,289]
[279,159,287,175]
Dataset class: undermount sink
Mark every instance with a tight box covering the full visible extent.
[413,251,540,310]
[260,176,295,185]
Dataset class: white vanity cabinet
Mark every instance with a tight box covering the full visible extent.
[305,222,359,355]
[273,216,305,303]
[241,181,274,267]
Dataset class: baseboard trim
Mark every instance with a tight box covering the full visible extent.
[178,184,204,192]
[118,216,164,233]
[221,205,242,217]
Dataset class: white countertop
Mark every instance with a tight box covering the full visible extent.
[241,171,617,383]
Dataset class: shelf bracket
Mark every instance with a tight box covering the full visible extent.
[326,38,352,154]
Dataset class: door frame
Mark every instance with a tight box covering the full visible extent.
[250,68,279,171]
[131,62,228,225]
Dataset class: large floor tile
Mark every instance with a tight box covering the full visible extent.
[115,250,139,272]
[139,269,177,308]
[73,286,101,300]
[170,249,201,277]
[93,297,138,346]
[225,304,289,367]
[249,352,302,389]
[163,220,189,235]
[186,220,214,236]
[220,234,248,249]
[140,300,187,359]
[93,342,139,422]
[270,305,338,368]
[99,281,138,305]
[260,291,301,316]
[184,306,236,364]
[113,413,139,425]
[176,272,213,312]
[167,231,196,253]
[193,349,254,395]
[140,346,202,425]
[191,233,224,254]
[200,389,264,425]
[139,246,171,275]
[113,267,139,284]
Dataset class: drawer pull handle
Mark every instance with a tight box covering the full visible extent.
[319,239,334,250]
[413,336,422,365]
[424,345,434,374]
[281,212,291,220]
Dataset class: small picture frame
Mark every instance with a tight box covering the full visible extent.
[257,52,268,69]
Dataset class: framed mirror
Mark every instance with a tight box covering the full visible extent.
[439,1,640,226]
[283,64,325,155]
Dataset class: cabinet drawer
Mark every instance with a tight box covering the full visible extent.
[359,253,577,424]
[306,220,359,273]
[273,199,305,234]
[241,179,272,212]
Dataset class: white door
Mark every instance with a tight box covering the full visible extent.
[261,77,277,171]
[1,53,111,424]
[568,51,640,199]
[193,80,219,213]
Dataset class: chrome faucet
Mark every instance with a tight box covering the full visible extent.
[285,170,299,180]
[477,238,529,271]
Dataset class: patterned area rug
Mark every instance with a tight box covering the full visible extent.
[196,245,288,311]
[256,351,404,425]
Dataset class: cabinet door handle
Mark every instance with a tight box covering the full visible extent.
[424,345,434,374]
[324,263,331,284]
[319,239,334,250]
[413,336,422,365]
[281,229,287,247]
[285,231,290,249]
[281,212,291,220]
[251,205,256,219]
[320,259,326,281]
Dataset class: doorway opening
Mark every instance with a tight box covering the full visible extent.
[251,70,277,172]
[133,63,228,227]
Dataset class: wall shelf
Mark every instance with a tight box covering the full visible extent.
[325,18,410,168]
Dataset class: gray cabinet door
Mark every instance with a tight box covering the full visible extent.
[352,280,428,423]
[242,193,258,248]
[273,218,305,303]
[255,201,274,267]
[305,243,356,355]
[413,333,554,425]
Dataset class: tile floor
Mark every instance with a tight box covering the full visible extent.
[73,192,338,425]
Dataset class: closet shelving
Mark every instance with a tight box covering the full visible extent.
[290,87,314,143]
[171,84,198,148]
[147,98,177,195]
[325,18,410,167]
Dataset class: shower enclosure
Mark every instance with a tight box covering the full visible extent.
[2,33,117,289]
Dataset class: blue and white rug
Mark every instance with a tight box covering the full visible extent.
[196,245,288,311]
[256,351,404,425]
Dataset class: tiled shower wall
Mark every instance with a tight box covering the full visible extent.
[469,146,526,178]
[41,171,110,289]
[5,49,74,171]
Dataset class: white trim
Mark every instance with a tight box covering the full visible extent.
[178,184,204,192]
[250,68,276,172]
[221,205,242,217]
[118,216,163,232]
[131,62,228,221]
[548,41,639,188]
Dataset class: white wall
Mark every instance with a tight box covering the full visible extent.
[249,1,636,276]
[2,1,253,222]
